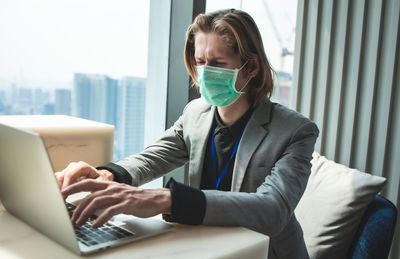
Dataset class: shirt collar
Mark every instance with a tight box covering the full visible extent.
[214,107,253,138]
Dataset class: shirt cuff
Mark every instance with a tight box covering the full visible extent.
[96,162,132,185]
[162,178,206,225]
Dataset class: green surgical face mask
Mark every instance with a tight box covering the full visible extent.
[196,62,249,107]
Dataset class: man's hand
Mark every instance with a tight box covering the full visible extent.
[62,179,171,228]
[55,161,114,189]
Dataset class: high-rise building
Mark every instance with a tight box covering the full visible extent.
[72,73,146,159]
[0,90,5,114]
[0,90,5,103]
[105,77,118,126]
[73,73,118,124]
[43,103,55,115]
[11,84,17,105]
[16,88,33,114]
[73,73,91,120]
[117,77,146,158]
[55,89,72,115]
[32,88,50,114]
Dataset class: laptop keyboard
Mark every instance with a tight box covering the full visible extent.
[66,203,135,247]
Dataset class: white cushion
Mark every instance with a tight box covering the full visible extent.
[295,152,386,259]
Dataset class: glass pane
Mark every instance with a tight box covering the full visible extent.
[206,0,298,107]
[0,0,151,161]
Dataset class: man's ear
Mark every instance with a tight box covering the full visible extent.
[247,58,260,78]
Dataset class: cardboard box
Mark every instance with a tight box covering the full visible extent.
[0,115,114,172]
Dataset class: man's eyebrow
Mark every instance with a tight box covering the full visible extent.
[194,56,227,60]
[213,57,227,60]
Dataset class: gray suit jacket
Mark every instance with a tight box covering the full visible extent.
[116,98,319,259]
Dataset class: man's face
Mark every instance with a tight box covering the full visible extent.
[194,32,248,92]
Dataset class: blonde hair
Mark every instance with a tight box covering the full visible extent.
[184,9,275,107]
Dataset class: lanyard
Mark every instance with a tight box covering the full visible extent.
[211,120,248,189]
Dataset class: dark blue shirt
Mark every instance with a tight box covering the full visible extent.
[201,108,254,191]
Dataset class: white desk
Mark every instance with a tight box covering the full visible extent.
[0,201,269,259]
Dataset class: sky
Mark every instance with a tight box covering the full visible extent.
[0,0,149,89]
[0,0,296,89]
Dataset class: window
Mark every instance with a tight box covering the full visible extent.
[0,0,154,161]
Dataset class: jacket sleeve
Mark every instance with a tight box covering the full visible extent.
[112,113,189,187]
[202,121,319,237]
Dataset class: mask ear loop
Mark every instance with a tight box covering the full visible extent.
[237,76,252,93]
[236,60,252,93]
[238,60,249,71]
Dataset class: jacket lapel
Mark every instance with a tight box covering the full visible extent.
[231,100,272,192]
[188,105,215,189]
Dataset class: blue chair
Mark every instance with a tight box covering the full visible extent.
[348,195,398,259]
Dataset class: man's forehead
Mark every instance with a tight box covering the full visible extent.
[194,32,235,58]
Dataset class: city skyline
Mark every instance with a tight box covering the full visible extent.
[0,72,146,160]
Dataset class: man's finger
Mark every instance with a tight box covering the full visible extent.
[62,179,110,198]
[58,162,79,188]
[71,192,97,223]
[55,172,64,188]
[62,171,84,190]
[74,195,121,226]
[92,204,125,228]
[71,187,111,221]
[61,162,99,189]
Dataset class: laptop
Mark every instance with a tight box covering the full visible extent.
[0,123,173,255]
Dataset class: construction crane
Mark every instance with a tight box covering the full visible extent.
[261,0,295,71]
